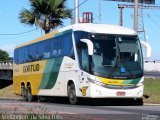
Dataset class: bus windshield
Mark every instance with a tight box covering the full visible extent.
[90,34,143,79]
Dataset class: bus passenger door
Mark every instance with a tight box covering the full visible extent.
[77,42,91,97]
[78,71,90,97]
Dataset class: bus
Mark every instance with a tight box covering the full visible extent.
[13,23,149,105]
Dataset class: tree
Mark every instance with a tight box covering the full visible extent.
[0,49,9,61]
[19,0,72,34]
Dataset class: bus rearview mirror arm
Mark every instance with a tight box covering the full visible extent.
[80,39,94,55]
[140,41,151,58]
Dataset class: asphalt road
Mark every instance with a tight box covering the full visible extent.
[0,99,159,120]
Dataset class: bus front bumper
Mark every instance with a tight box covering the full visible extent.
[89,82,144,98]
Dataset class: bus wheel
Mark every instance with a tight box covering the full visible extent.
[27,85,33,102]
[21,86,27,101]
[68,83,78,105]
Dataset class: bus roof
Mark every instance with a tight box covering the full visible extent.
[61,23,137,35]
[16,23,137,48]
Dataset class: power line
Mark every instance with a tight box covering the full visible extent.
[71,0,89,11]
[0,28,38,36]
[1,0,89,36]
[145,13,160,41]
[0,31,39,40]
[147,10,160,28]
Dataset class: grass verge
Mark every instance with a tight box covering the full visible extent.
[143,78,160,104]
[0,84,21,99]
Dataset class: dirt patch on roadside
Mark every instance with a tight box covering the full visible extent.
[0,84,21,99]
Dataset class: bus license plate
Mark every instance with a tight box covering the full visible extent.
[116,92,125,96]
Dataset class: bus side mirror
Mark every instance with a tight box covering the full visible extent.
[80,39,93,55]
[140,41,151,58]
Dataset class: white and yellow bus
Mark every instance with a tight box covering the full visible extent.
[13,23,146,105]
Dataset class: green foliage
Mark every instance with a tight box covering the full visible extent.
[0,49,9,61]
[19,0,72,34]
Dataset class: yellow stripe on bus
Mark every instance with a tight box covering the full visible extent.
[96,76,126,85]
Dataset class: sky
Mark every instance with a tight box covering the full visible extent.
[0,0,160,60]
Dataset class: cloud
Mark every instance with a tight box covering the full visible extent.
[0,44,16,57]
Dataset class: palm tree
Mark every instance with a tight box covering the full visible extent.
[19,0,72,34]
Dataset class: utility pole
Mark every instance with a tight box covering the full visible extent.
[74,0,79,24]
[118,4,160,41]
[134,0,138,32]
[118,4,124,26]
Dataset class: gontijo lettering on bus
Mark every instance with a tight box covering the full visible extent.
[23,64,40,73]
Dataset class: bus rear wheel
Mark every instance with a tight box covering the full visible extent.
[21,86,27,101]
[27,85,33,102]
[68,83,78,105]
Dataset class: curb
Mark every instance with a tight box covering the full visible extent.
[0,97,22,100]
[144,103,160,106]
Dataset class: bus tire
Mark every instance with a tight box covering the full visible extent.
[27,85,33,102]
[68,83,78,105]
[21,86,27,101]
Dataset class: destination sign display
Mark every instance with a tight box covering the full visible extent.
[104,0,155,4]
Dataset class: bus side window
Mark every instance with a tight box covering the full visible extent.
[78,42,89,71]
[53,50,57,57]
[51,39,55,58]
[19,47,25,64]
[82,47,89,70]
[14,49,19,64]
[58,49,61,55]
[63,33,74,59]
[25,45,32,62]
[32,43,40,61]
[43,40,51,59]
[54,39,62,57]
